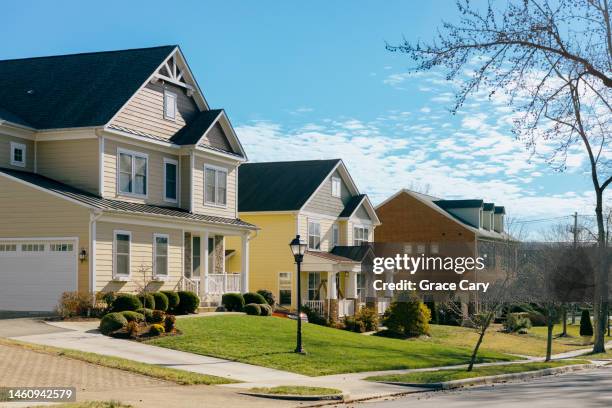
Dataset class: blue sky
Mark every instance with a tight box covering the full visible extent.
[1,1,595,236]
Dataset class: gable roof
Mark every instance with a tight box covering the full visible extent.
[494,206,506,214]
[238,159,341,212]
[434,199,484,209]
[330,245,373,262]
[170,109,223,145]
[0,167,256,229]
[483,202,495,211]
[0,45,176,129]
[339,194,366,218]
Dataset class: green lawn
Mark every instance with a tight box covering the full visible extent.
[249,386,342,396]
[147,315,516,376]
[365,359,588,384]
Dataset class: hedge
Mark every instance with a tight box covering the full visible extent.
[112,294,142,312]
[152,292,169,311]
[161,291,180,311]
[177,291,199,314]
[100,312,128,335]
[243,292,267,305]
[244,303,261,316]
[222,293,244,312]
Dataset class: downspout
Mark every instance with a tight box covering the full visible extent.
[89,210,104,299]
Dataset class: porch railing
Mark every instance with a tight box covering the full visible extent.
[304,300,324,316]
[207,273,241,295]
[180,276,200,294]
[338,299,355,317]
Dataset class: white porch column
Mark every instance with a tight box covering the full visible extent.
[240,232,249,294]
[327,271,337,300]
[200,231,209,300]
[384,269,393,298]
[346,271,357,298]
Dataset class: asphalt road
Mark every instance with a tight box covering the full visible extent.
[348,366,612,408]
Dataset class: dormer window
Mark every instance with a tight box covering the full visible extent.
[163,90,177,120]
[331,177,341,198]
[10,142,26,167]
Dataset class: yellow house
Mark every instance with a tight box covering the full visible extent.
[227,159,383,320]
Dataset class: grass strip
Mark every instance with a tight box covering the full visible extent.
[249,386,342,396]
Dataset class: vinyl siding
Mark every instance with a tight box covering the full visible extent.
[37,139,98,194]
[198,123,233,152]
[103,138,180,206]
[0,175,90,293]
[298,214,335,252]
[95,221,183,292]
[111,82,198,140]
[180,154,191,210]
[0,134,35,171]
[192,155,237,219]
[303,170,351,216]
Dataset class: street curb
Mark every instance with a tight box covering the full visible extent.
[238,391,347,401]
[377,363,598,390]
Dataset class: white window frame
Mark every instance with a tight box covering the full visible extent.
[331,176,341,198]
[10,142,26,167]
[153,233,169,279]
[117,148,149,198]
[308,220,321,251]
[163,158,178,203]
[278,272,292,306]
[163,89,177,121]
[353,225,370,246]
[308,272,321,300]
[204,164,228,208]
[332,223,339,247]
[113,230,131,280]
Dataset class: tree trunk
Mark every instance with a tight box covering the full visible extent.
[468,328,486,372]
[593,188,608,354]
[546,308,554,362]
[561,305,567,337]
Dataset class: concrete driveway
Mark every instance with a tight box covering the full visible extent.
[0,317,69,337]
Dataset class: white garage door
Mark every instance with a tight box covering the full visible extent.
[0,239,77,312]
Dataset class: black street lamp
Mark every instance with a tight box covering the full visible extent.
[289,234,307,354]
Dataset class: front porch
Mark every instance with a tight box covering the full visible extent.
[180,229,250,306]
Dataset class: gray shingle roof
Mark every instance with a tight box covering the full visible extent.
[170,109,223,145]
[0,46,176,129]
[0,167,256,229]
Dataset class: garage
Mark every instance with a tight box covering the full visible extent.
[0,239,78,312]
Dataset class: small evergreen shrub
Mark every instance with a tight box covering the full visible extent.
[503,312,532,333]
[164,314,176,332]
[259,304,273,316]
[100,312,128,335]
[301,304,328,326]
[244,303,261,316]
[355,307,379,332]
[580,309,593,336]
[176,291,199,314]
[112,294,142,312]
[149,324,165,336]
[161,291,180,312]
[383,295,431,337]
[256,289,275,306]
[222,293,245,312]
[120,311,145,323]
[138,293,155,310]
[152,292,169,311]
[151,310,166,323]
[344,316,366,333]
[136,308,154,323]
[243,292,267,305]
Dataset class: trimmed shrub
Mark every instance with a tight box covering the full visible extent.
[176,291,199,314]
[136,308,154,323]
[256,289,275,306]
[138,293,155,310]
[355,307,379,332]
[344,316,366,333]
[56,291,93,318]
[161,291,180,312]
[126,320,140,338]
[259,304,273,316]
[152,292,169,311]
[164,314,176,332]
[503,312,532,333]
[243,292,267,305]
[301,304,328,326]
[100,312,128,335]
[383,295,431,337]
[580,309,593,336]
[244,303,261,316]
[149,324,165,336]
[112,294,142,312]
[151,310,166,324]
[222,293,245,312]
[120,311,145,323]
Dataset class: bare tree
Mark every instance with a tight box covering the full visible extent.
[389,0,611,352]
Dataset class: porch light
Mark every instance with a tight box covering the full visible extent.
[289,235,307,354]
[79,248,88,263]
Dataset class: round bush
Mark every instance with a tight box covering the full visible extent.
[382,295,431,337]
[176,291,199,314]
[259,304,273,316]
[256,289,275,306]
[164,314,176,332]
[100,312,128,335]
[112,294,142,312]
[136,308,154,322]
[222,293,245,312]
[243,292,267,305]
[149,324,165,336]
[161,291,180,312]
[120,311,145,323]
[244,303,261,316]
[152,292,169,312]
[151,310,166,323]
[138,293,155,310]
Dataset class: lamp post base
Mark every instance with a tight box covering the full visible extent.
[294,347,307,354]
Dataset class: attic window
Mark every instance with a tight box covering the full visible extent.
[164,90,177,120]
[331,177,341,198]
[10,142,26,167]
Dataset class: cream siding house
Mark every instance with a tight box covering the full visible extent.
[0,46,255,312]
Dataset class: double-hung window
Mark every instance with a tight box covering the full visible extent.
[154,234,169,277]
[118,149,147,196]
[308,221,321,250]
[353,226,369,246]
[10,142,26,167]
[164,90,177,120]
[164,158,178,202]
[114,231,131,278]
[331,176,341,197]
[278,272,292,305]
[204,165,227,206]
[332,223,339,247]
